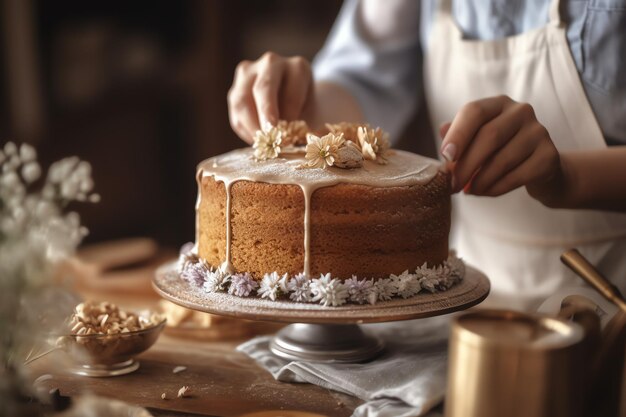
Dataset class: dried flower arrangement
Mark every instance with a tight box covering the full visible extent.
[177,244,465,307]
[0,141,99,412]
[252,120,390,168]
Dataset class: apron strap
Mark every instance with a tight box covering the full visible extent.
[549,0,563,27]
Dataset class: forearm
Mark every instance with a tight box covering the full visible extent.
[302,81,364,131]
[531,147,626,211]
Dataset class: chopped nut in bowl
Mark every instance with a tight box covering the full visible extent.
[57,301,165,377]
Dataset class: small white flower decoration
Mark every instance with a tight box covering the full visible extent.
[253,125,283,161]
[181,259,211,287]
[390,270,421,299]
[374,278,396,301]
[415,263,440,293]
[177,247,465,305]
[287,273,311,302]
[345,275,373,304]
[229,273,258,297]
[176,242,198,274]
[258,271,286,301]
[203,269,231,293]
[310,273,348,307]
[303,133,343,169]
[357,126,390,164]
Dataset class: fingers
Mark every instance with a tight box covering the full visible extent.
[467,124,539,194]
[481,142,557,197]
[440,96,509,163]
[470,124,559,197]
[252,52,285,127]
[228,52,314,143]
[228,60,259,144]
[280,56,312,121]
[452,102,529,192]
[439,122,452,140]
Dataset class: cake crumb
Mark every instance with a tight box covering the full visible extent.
[161,393,167,400]
[177,386,190,398]
[173,366,187,374]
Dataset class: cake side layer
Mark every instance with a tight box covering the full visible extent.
[198,172,450,279]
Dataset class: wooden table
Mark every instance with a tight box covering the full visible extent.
[30,325,363,417]
[29,242,363,416]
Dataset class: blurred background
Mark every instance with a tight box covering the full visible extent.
[0,0,435,248]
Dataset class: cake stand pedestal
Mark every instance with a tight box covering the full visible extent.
[153,263,490,363]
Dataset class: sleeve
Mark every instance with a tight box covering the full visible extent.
[312,0,423,141]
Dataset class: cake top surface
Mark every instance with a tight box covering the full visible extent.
[197,147,443,189]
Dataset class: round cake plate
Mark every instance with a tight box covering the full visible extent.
[153,262,490,363]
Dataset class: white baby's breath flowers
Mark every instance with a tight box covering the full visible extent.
[310,273,348,307]
[253,125,283,161]
[1,141,99,397]
[357,126,390,164]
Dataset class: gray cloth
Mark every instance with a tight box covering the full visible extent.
[237,316,450,417]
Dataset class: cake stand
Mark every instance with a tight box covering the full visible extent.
[153,262,490,363]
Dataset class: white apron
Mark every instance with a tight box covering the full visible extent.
[424,0,626,311]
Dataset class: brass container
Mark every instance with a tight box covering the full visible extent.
[445,310,586,417]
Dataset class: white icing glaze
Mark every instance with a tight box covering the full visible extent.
[196,147,443,277]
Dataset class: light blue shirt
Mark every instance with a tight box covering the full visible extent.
[313,0,626,145]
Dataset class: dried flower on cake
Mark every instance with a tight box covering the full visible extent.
[287,273,311,302]
[202,269,231,293]
[277,120,309,146]
[310,273,348,307]
[303,133,343,169]
[345,276,374,304]
[325,122,363,143]
[176,242,199,274]
[228,272,258,297]
[390,270,421,299]
[258,271,287,301]
[253,125,283,161]
[445,251,465,281]
[182,260,212,287]
[357,126,390,164]
[373,278,396,301]
[415,263,440,293]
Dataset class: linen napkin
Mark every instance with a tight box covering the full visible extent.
[237,316,451,417]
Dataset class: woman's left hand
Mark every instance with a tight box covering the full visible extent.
[439,95,562,198]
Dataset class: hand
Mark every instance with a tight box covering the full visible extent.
[439,95,562,199]
[227,52,313,144]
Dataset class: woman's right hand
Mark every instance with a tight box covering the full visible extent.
[227,52,314,144]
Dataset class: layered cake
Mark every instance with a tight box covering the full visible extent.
[179,122,464,306]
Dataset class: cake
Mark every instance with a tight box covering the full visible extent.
[179,122,464,306]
